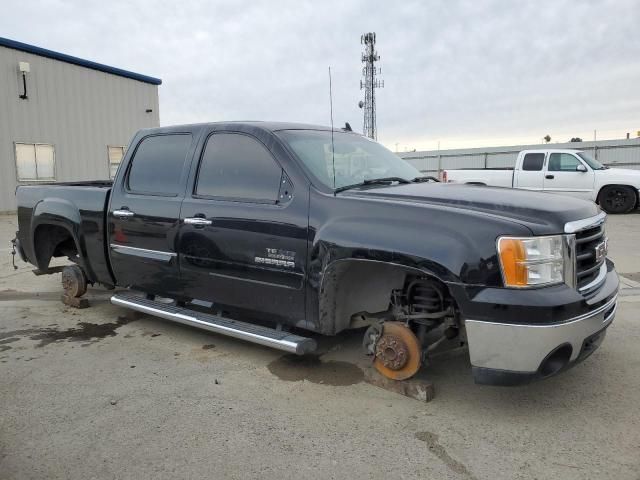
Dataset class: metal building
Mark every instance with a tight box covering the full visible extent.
[0,37,161,212]
[400,138,640,177]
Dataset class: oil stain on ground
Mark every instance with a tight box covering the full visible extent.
[0,316,136,348]
[415,431,477,479]
[267,354,363,386]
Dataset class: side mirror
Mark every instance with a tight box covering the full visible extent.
[576,164,587,172]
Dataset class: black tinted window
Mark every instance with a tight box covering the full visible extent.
[196,133,282,202]
[522,153,545,171]
[128,134,191,194]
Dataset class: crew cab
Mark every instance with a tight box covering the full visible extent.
[443,148,640,214]
[13,123,619,385]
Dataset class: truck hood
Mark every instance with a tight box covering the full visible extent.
[597,167,640,184]
[341,183,600,235]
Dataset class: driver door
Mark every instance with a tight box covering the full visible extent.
[543,152,595,200]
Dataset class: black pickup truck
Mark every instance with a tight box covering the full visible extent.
[13,122,619,385]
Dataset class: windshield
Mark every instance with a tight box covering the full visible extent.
[276,130,421,190]
[577,152,606,170]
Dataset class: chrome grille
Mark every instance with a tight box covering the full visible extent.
[574,223,606,290]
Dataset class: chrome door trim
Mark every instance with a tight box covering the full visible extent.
[110,244,176,262]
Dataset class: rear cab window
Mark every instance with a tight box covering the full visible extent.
[195,133,283,203]
[127,134,192,195]
[521,153,545,171]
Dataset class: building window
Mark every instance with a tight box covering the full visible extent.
[15,143,56,181]
[108,146,126,179]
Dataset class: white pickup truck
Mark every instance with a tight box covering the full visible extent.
[443,149,640,213]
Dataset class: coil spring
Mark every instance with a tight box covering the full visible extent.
[407,279,445,315]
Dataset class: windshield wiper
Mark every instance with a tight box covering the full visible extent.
[412,176,440,183]
[363,177,411,185]
[334,177,411,193]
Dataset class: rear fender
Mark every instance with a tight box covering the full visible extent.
[31,198,94,280]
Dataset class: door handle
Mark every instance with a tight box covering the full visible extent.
[113,209,135,218]
[184,217,212,226]
[545,174,554,179]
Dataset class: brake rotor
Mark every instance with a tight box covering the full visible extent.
[61,265,87,298]
[373,322,421,380]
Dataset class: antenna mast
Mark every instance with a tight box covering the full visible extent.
[359,32,383,140]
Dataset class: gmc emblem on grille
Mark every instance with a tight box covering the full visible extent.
[595,239,608,263]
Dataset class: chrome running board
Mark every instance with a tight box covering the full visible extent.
[111,292,316,355]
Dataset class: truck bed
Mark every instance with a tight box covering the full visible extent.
[15,182,113,286]
[444,168,514,187]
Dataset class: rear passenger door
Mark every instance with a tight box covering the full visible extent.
[108,131,199,297]
[178,130,308,322]
[513,152,545,191]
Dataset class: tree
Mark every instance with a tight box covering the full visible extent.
[570,137,583,142]
[544,135,551,143]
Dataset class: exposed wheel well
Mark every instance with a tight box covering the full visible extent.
[318,261,454,335]
[596,184,639,208]
[33,224,79,271]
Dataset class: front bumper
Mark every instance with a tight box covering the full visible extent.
[463,265,619,386]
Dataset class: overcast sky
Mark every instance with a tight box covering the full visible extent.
[2,0,639,151]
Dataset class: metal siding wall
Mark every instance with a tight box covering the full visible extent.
[0,45,160,211]
[486,152,518,168]
[597,146,640,168]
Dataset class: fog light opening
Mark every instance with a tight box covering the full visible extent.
[539,344,572,377]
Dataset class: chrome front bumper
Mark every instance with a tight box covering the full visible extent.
[465,294,617,384]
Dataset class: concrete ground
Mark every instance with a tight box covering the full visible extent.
[0,212,639,480]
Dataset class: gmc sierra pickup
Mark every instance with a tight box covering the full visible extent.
[13,122,619,385]
[443,148,640,214]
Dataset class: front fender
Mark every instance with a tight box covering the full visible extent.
[305,189,536,334]
[306,216,505,334]
[311,214,501,285]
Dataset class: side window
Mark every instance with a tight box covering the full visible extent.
[196,133,283,202]
[548,153,582,172]
[127,134,192,195]
[521,153,545,171]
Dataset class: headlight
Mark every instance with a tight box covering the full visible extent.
[497,235,564,288]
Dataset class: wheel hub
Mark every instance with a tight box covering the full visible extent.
[370,322,422,381]
[375,335,409,370]
[61,265,87,298]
